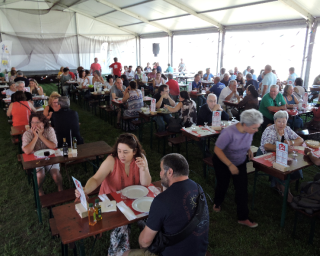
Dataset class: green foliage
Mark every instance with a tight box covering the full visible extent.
[0,83,319,256]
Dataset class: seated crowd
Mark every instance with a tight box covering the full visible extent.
[4,59,320,256]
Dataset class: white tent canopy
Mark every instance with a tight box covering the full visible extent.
[0,0,319,85]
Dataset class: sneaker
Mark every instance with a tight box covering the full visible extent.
[213,204,221,212]
[238,219,258,228]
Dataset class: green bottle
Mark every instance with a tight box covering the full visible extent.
[94,199,102,221]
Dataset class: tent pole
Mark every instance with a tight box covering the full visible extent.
[139,36,141,66]
[220,29,225,72]
[300,23,309,79]
[216,31,221,75]
[75,13,81,68]
[136,37,138,66]
[171,35,173,69]
[304,19,318,89]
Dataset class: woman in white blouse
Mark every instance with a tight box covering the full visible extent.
[153,72,165,92]
[77,70,90,88]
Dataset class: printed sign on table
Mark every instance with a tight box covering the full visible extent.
[151,98,156,112]
[212,111,221,127]
[276,142,288,166]
[188,82,192,92]
[72,176,87,210]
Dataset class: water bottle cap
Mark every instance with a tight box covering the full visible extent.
[89,203,93,207]
[95,199,99,203]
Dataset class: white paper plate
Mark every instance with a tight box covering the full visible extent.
[132,197,154,212]
[122,185,149,199]
[34,149,55,158]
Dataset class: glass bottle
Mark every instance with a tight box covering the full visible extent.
[88,203,97,226]
[94,199,102,221]
[73,137,77,149]
[62,138,68,157]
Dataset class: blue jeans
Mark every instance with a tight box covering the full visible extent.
[153,114,172,132]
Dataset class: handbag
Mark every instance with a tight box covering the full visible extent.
[166,117,182,133]
[148,184,206,254]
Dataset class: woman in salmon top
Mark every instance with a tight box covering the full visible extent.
[75,133,151,256]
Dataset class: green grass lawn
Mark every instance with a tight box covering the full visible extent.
[0,83,319,256]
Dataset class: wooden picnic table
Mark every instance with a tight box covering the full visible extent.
[52,180,162,255]
[251,152,313,227]
[2,95,48,104]
[20,141,112,223]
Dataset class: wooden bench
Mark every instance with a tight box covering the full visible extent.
[40,185,101,218]
[49,218,59,238]
[167,136,191,153]
[105,107,115,124]
[292,208,320,244]
[122,115,139,132]
[155,131,176,155]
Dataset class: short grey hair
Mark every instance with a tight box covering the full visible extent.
[207,93,217,100]
[270,84,279,90]
[228,80,237,87]
[246,73,252,79]
[168,74,173,80]
[58,96,70,109]
[274,110,288,121]
[224,72,230,78]
[16,81,25,86]
[17,71,23,76]
[240,109,263,126]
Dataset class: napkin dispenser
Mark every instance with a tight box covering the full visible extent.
[272,162,289,172]
[75,203,88,218]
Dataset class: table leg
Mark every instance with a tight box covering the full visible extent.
[32,168,42,223]
[78,239,86,256]
[280,174,291,227]
[150,119,153,150]
[61,242,68,256]
[251,169,258,210]
[308,218,316,244]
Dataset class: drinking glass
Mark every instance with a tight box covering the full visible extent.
[44,151,50,160]
[204,122,208,127]
[120,189,127,203]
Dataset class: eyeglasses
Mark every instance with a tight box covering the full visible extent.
[119,134,137,144]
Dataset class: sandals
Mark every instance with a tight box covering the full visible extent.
[213,204,221,212]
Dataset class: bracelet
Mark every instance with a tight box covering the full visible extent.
[307,152,312,156]
[291,140,294,145]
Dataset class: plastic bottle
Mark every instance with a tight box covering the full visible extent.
[5,73,8,82]
[88,203,97,226]
[94,199,102,221]
[141,87,145,97]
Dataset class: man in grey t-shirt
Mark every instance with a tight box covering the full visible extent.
[111,78,126,128]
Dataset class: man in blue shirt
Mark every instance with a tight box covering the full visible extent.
[261,65,277,97]
[164,63,173,73]
[192,74,205,106]
[124,153,209,256]
[156,62,162,73]
[203,68,214,81]
[208,76,225,100]
[245,73,259,91]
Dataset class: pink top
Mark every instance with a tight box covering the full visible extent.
[12,101,31,126]
[99,156,140,195]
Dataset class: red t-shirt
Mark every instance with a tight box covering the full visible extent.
[109,62,122,76]
[166,79,180,96]
[69,71,75,80]
[90,63,101,73]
